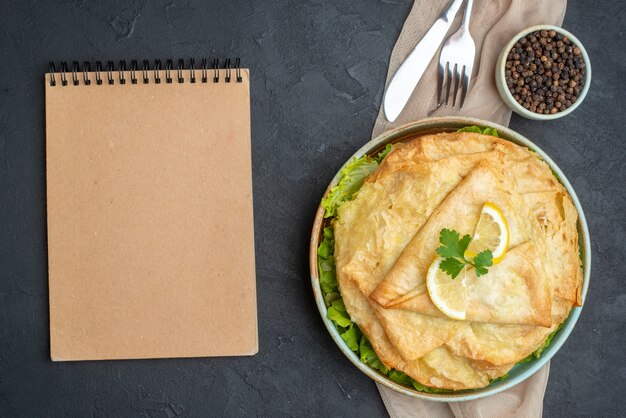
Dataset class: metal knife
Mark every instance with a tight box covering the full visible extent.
[383,0,465,122]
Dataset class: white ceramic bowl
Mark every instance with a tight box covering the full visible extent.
[495,25,591,120]
[309,117,591,401]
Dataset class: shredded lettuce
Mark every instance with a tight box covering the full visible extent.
[411,380,452,394]
[375,143,393,162]
[457,125,499,137]
[359,335,389,374]
[327,298,361,351]
[388,370,413,386]
[490,373,509,383]
[318,227,339,304]
[327,299,352,328]
[341,324,361,352]
[321,157,377,218]
[321,144,394,218]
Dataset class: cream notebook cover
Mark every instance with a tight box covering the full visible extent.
[45,59,257,361]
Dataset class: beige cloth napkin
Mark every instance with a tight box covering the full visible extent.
[378,366,550,418]
[371,0,567,416]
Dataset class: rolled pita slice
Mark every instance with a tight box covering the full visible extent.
[505,150,582,305]
[444,297,572,366]
[523,190,583,305]
[372,303,462,361]
[366,132,500,183]
[337,269,508,390]
[373,131,521,168]
[370,162,534,311]
[392,242,552,327]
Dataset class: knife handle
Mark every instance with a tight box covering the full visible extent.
[383,0,465,122]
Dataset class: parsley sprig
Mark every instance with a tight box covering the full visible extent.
[436,228,493,279]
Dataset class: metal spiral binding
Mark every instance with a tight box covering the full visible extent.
[47,59,243,86]
[118,60,126,84]
[83,62,91,85]
[165,59,173,84]
[177,59,184,83]
[130,60,137,85]
[201,58,208,83]
[213,58,220,83]
[107,61,114,85]
[225,58,231,83]
[154,60,162,84]
[235,58,242,82]
[189,58,196,83]
[60,62,68,86]
[142,60,150,84]
[95,61,103,85]
[49,62,57,86]
[72,61,80,85]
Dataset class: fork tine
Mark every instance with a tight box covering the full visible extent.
[459,65,472,110]
[436,61,445,107]
[444,62,452,108]
[451,63,461,109]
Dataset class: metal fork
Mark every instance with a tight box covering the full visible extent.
[437,0,475,109]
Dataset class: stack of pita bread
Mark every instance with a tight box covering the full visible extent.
[333,131,582,390]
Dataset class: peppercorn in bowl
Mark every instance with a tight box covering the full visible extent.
[495,25,591,120]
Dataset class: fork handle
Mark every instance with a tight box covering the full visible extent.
[443,0,465,21]
[461,0,474,31]
[461,0,474,29]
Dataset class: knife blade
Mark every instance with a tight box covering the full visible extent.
[383,0,465,122]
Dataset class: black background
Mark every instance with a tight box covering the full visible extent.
[1,1,625,416]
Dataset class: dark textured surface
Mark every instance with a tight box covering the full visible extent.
[0,0,624,416]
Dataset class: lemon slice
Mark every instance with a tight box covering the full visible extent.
[465,202,510,264]
[426,257,467,320]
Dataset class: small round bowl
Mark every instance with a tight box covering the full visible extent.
[309,116,591,401]
[495,25,591,120]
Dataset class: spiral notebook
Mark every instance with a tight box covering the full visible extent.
[45,59,257,361]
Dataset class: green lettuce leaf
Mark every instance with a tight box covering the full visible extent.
[321,156,378,218]
[457,126,482,134]
[330,298,346,312]
[327,305,352,328]
[490,373,509,383]
[457,126,499,137]
[316,235,333,259]
[411,380,452,394]
[341,324,361,352]
[481,127,499,137]
[375,144,393,163]
[359,335,389,374]
[388,370,413,385]
[321,145,394,218]
[317,227,338,303]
